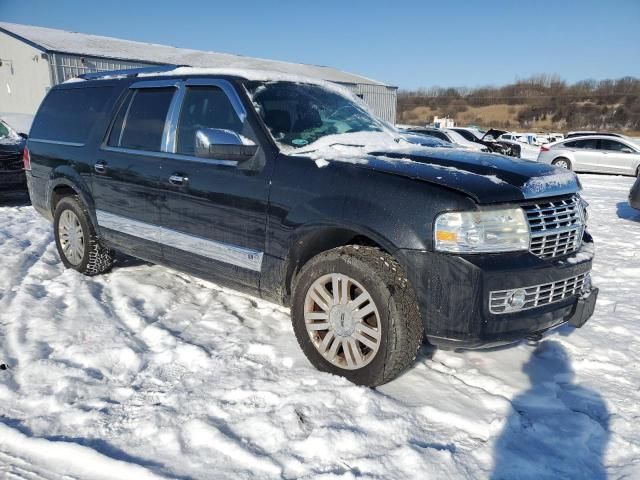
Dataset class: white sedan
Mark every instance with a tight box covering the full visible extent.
[537,135,640,176]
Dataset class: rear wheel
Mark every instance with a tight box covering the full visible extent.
[291,246,423,386]
[53,195,114,276]
[552,157,572,170]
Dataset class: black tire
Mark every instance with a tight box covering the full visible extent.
[552,157,572,170]
[53,195,114,276]
[291,245,423,386]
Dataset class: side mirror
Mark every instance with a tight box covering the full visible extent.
[195,128,258,163]
[621,147,634,154]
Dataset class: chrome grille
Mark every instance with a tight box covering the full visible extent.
[523,195,584,258]
[490,273,588,314]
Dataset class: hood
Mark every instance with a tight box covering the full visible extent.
[482,129,507,141]
[296,140,580,204]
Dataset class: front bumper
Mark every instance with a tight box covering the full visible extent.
[0,170,27,192]
[398,235,597,349]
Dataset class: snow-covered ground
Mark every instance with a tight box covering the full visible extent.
[0,174,638,479]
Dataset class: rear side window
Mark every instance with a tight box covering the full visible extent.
[176,86,244,155]
[565,139,598,149]
[30,86,113,144]
[108,87,175,151]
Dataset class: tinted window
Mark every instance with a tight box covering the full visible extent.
[425,130,449,142]
[176,86,244,155]
[600,139,633,152]
[115,88,175,151]
[30,86,113,144]
[455,130,476,142]
[565,139,598,149]
[0,122,9,138]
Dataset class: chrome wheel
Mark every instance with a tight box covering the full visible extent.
[58,209,84,265]
[554,159,570,169]
[304,273,381,370]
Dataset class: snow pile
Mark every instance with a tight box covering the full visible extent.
[0,174,639,479]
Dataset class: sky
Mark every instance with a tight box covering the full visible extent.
[1,0,639,90]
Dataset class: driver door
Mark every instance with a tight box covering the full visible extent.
[156,78,274,290]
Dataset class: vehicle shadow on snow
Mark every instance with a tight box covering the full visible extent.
[491,340,609,479]
[616,201,640,222]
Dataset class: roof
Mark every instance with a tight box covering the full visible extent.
[0,22,387,87]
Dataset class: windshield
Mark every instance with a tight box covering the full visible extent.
[248,81,385,148]
[0,121,10,139]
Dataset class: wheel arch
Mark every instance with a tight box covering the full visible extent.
[47,166,97,230]
[282,223,398,303]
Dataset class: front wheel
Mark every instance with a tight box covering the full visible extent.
[53,195,114,276]
[291,246,423,386]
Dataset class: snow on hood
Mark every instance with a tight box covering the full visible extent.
[292,138,580,203]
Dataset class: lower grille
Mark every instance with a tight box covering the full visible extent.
[490,273,588,314]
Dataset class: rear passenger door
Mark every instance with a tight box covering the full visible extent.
[155,78,272,290]
[93,80,178,261]
[598,139,638,174]
[565,138,601,172]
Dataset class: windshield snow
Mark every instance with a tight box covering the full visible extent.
[249,81,385,149]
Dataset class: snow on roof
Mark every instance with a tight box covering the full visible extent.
[0,22,387,87]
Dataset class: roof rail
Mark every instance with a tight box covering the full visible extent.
[79,64,183,80]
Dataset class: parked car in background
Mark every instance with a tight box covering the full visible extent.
[25,67,597,386]
[450,127,522,157]
[406,127,489,152]
[566,131,626,139]
[0,113,33,194]
[630,176,640,210]
[537,136,640,176]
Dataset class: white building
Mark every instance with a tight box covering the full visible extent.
[0,22,398,121]
[433,116,455,129]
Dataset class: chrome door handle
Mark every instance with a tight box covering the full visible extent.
[169,173,188,185]
[94,161,107,174]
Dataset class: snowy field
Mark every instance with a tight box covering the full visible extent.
[0,174,639,479]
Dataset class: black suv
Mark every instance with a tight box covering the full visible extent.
[0,116,28,193]
[25,67,598,386]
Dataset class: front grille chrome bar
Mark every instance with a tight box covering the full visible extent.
[490,273,588,314]
[522,195,585,259]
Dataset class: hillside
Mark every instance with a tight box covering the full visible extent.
[397,75,640,135]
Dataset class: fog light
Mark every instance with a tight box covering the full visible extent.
[507,289,527,310]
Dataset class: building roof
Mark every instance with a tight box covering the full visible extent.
[0,22,386,87]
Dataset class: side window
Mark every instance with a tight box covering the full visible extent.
[601,139,632,152]
[432,131,449,142]
[30,86,113,144]
[108,87,175,151]
[571,139,598,150]
[176,86,244,156]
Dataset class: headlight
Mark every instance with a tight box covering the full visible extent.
[434,207,530,253]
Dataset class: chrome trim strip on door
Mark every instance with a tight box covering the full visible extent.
[96,210,263,271]
[28,138,85,147]
[99,146,239,167]
[163,81,186,153]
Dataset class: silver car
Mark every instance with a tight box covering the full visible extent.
[537,135,640,176]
